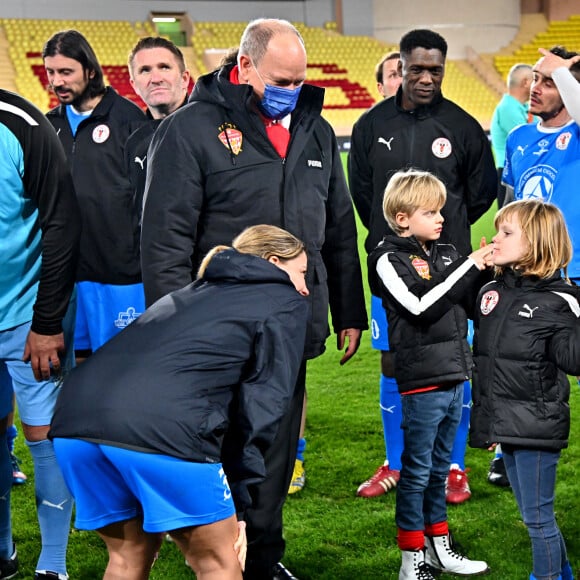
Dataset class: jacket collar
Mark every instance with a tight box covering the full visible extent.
[394,87,444,119]
[499,268,573,292]
[378,234,434,257]
[145,93,189,120]
[190,63,325,120]
[50,86,117,120]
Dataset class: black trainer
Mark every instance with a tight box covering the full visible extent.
[34,572,68,579]
[487,456,511,487]
[272,562,299,580]
[0,545,18,580]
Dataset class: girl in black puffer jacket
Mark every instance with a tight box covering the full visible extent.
[471,200,580,580]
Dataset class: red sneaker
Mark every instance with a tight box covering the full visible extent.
[446,468,471,504]
[356,464,400,498]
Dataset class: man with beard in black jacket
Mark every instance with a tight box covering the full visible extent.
[43,30,146,359]
[141,18,367,580]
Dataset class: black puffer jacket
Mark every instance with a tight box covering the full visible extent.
[368,235,483,392]
[470,271,580,451]
[50,249,310,513]
[141,64,367,358]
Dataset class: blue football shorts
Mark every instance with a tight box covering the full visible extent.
[0,294,75,425]
[52,438,236,533]
[370,294,390,351]
[74,281,145,352]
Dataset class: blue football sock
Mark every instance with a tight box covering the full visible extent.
[0,432,12,560]
[450,380,471,470]
[5,425,17,455]
[27,439,72,576]
[561,560,573,580]
[296,437,306,462]
[380,375,403,471]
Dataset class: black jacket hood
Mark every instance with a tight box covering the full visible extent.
[203,249,296,288]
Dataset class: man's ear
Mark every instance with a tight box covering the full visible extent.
[238,54,252,83]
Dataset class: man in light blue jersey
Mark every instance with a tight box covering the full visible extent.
[503,46,580,282]
[0,89,80,580]
[490,63,534,207]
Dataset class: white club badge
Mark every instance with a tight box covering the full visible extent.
[432,137,452,159]
[480,290,499,315]
[92,124,110,144]
[556,132,572,150]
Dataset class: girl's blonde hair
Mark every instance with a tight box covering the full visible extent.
[382,169,447,235]
[197,224,305,278]
[494,200,572,279]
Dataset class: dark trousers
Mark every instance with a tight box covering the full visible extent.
[243,361,307,579]
[497,167,508,207]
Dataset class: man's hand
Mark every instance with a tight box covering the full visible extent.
[337,328,362,365]
[234,520,247,571]
[537,47,580,76]
[22,331,64,381]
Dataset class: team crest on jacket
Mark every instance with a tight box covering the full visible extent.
[92,124,110,143]
[410,255,430,279]
[431,137,452,159]
[218,123,243,155]
[480,290,499,315]
[556,132,572,150]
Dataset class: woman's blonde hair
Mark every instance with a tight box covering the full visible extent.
[197,224,305,278]
[494,200,572,279]
[382,169,447,235]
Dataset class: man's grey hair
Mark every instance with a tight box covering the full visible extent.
[507,63,532,89]
[238,18,304,66]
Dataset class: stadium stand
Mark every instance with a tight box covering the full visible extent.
[1,12,577,134]
[494,13,580,79]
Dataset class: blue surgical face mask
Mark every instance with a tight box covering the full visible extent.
[252,63,302,120]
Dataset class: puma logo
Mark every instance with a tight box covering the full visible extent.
[516,145,527,155]
[378,137,394,150]
[41,499,69,511]
[134,155,146,170]
[518,304,539,319]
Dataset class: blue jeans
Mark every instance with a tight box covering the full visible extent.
[395,383,463,531]
[503,448,568,580]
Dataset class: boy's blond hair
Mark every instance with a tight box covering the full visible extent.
[494,200,572,280]
[382,169,447,235]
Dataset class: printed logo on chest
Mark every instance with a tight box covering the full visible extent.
[480,290,499,315]
[556,132,572,150]
[431,137,452,159]
[518,304,538,319]
[92,124,110,144]
[410,255,431,280]
[218,123,243,155]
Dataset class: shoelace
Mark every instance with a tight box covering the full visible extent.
[441,534,468,561]
[416,561,435,580]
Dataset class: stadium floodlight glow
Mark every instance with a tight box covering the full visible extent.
[152,17,177,23]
